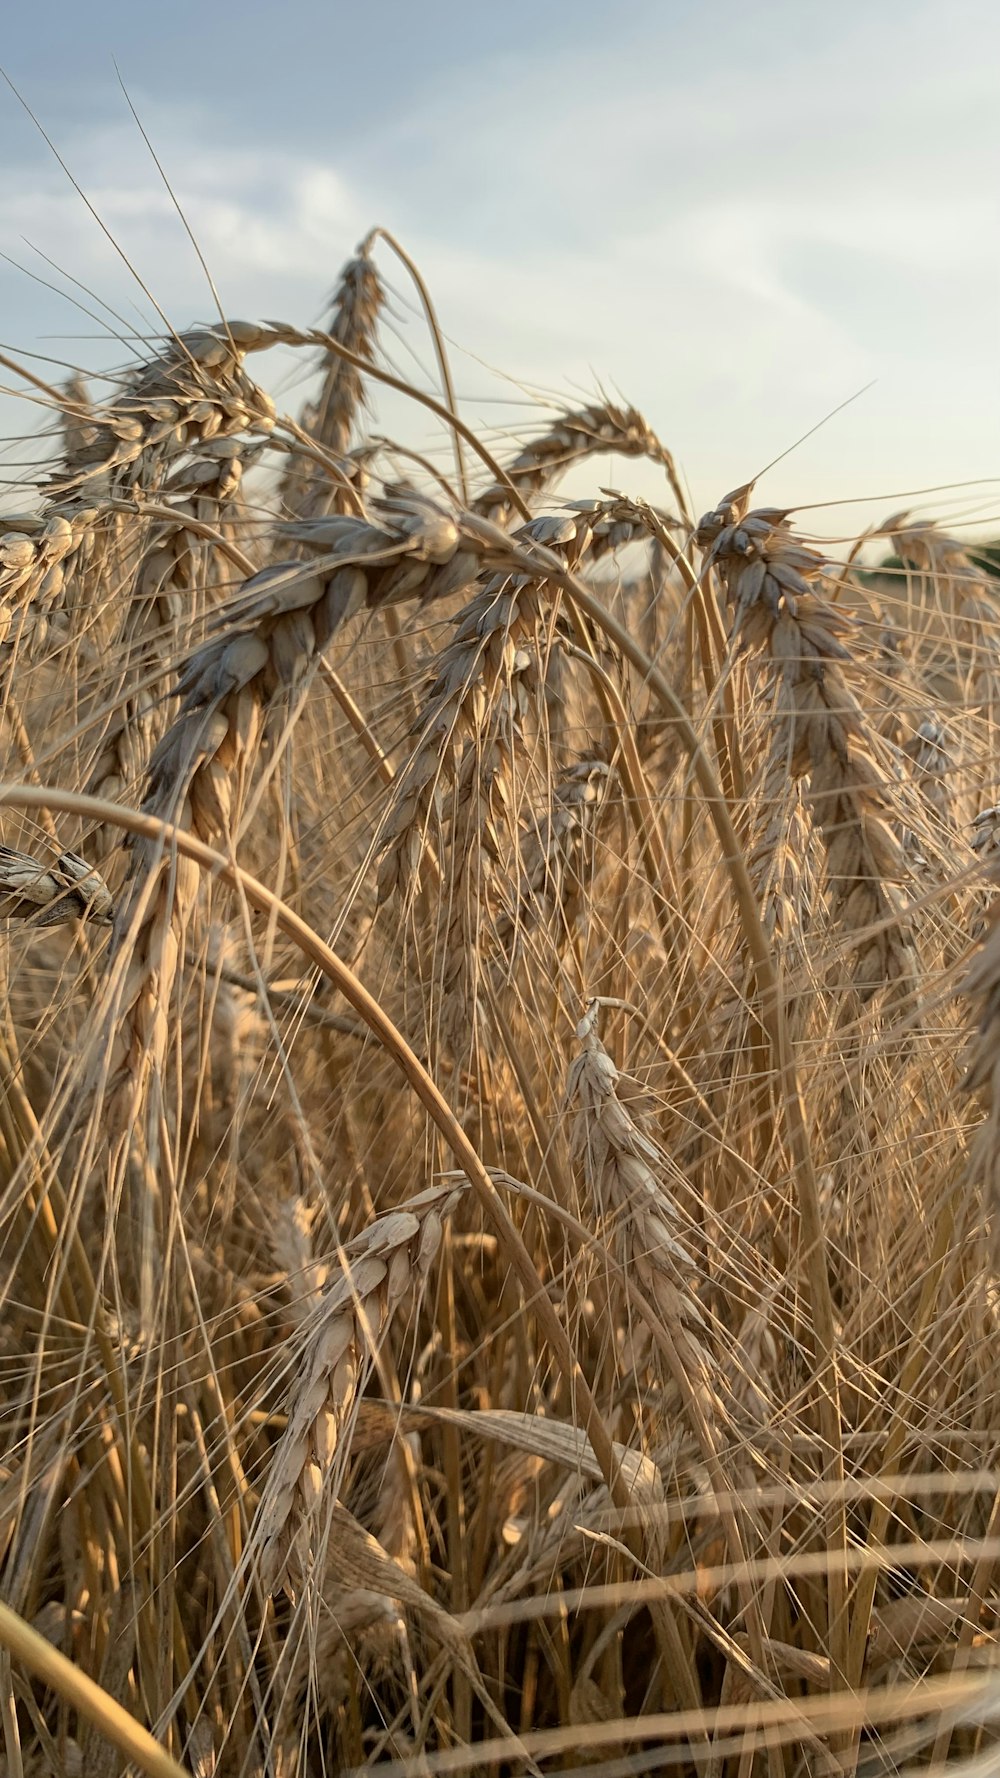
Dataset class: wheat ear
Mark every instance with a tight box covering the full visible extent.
[475,399,688,525]
[698,488,914,995]
[253,1182,462,1596]
[280,234,384,519]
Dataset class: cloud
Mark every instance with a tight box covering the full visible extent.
[1,13,998,522]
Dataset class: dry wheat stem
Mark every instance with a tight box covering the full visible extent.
[371,228,469,505]
[334,1668,998,1778]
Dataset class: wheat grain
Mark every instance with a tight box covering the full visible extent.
[0,843,113,927]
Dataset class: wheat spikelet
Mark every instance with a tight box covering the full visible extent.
[905,714,956,831]
[268,1195,331,1326]
[0,843,113,928]
[698,487,915,995]
[745,746,815,944]
[972,805,1000,861]
[253,1182,462,1596]
[58,371,99,480]
[0,509,101,664]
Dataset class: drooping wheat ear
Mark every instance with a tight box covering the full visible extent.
[475,400,689,525]
[281,234,384,519]
[105,489,501,1167]
[2,330,276,694]
[0,843,113,928]
[0,507,105,678]
[566,1001,719,1422]
[281,1429,424,1749]
[376,508,594,907]
[253,1182,463,1597]
[142,484,495,842]
[85,441,251,854]
[698,487,915,996]
[58,322,278,499]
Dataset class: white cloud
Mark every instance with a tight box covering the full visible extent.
[1,13,998,526]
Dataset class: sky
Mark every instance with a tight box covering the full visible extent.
[1,0,998,536]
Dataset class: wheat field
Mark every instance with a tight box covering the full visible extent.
[0,230,999,1778]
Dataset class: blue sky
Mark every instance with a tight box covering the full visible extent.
[1,0,998,533]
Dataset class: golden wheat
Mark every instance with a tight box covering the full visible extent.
[0,232,998,1778]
